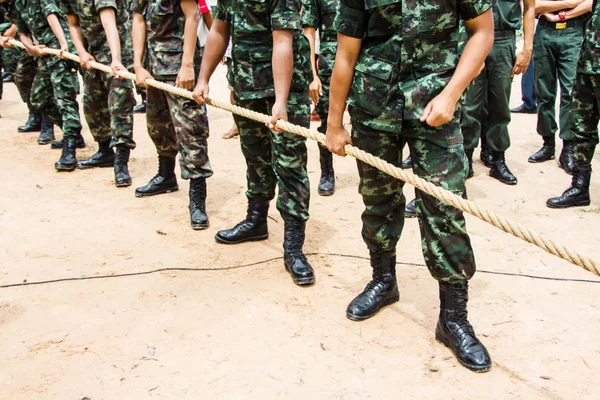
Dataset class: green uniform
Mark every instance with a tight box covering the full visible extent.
[337,0,491,282]
[62,0,136,149]
[215,0,313,221]
[132,0,212,180]
[15,0,82,139]
[461,0,521,153]
[534,12,590,141]
[572,0,600,167]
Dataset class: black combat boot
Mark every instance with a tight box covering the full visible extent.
[51,131,86,149]
[54,136,78,172]
[3,72,13,83]
[37,116,55,145]
[435,281,492,373]
[401,156,412,169]
[215,200,270,244]
[283,217,315,285]
[405,198,417,218]
[18,112,42,132]
[135,156,178,197]
[318,146,335,196]
[114,146,131,187]
[528,135,555,163]
[77,140,114,169]
[133,100,146,113]
[546,166,591,208]
[189,178,209,230]
[480,146,493,168]
[465,149,474,179]
[558,140,575,175]
[489,151,517,185]
[346,251,399,321]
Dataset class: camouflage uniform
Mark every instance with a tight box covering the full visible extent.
[15,0,82,139]
[132,0,212,180]
[337,0,492,283]
[215,0,313,221]
[62,0,136,149]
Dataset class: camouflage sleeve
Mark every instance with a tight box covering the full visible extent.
[130,0,147,14]
[95,0,118,13]
[457,0,492,21]
[41,0,63,18]
[61,0,74,16]
[301,0,320,28]
[335,0,367,38]
[214,0,231,24]
[270,0,302,31]
[16,13,30,35]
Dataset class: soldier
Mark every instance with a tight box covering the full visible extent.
[192,0,316,286]
[132,0,213,230]
[61,0,136,187]
[327,0,494,372]
[547,0,599,208]
[11,0,84,171]
[461,0,535,185]
[529,0,592,174]
[302,0,338,196]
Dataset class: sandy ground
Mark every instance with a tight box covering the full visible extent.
[0,64,599,400]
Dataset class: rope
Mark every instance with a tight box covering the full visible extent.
[7,39,600,277]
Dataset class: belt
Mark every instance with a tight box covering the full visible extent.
[538,17,586,29]
[495,30,516,38]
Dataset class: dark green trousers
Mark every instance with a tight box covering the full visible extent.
[461,34,515,152]
[533,18,585,141]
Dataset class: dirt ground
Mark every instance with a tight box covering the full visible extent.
[1,64,599,400]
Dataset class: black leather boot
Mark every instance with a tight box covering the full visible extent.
[114,146,132,187]
[18,112,42,133]
[133,100,146,114]
[546,166,591,208]
[54,136,78,172]
[401,156,412,169]
[51,132,86,149]
[318,146,335,196]
[435,281,492,373]
[215,200,270,244]
[405,198,417,218]
[189,178,209,230]
[489,151,517,185]
[528,136,555,163]
[135,156,178,197]
[465,149,474,179]
[558,140,575,175]
[480,146,493,168]
[346,251,399,321]
[3,72,13,83]
[37,116,56,145]
[77,140,114,169]
[283,217,315,285]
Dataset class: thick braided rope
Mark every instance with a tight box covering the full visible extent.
[9,39,599,276]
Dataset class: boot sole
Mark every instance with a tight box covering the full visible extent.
[346,294,400,321]
[215,233,269,245]
[135,187,179,198]
[318,190,335,197]
[546,199,590,209]
[435,330,492,373]
[55,165,77,172]
[191,223,210,231]
[284,263,315,286]
[489,172,518,185]
[77,162,115,170]
[528,156,555,164]
[116,181,132,188]
[20,129,42,133]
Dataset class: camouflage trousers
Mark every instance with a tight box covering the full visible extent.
[31,57,82,138]
[315,72,331,136]
[82,69,135,149]
[572,73,600,167]
[351,118,476,283]
[14,52,38,111]
[146,81,212,180]
[3,46,19,75]
[234,93,311,221]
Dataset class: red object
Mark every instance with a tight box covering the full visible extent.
[198,0,209,14]
[559,11,566,21]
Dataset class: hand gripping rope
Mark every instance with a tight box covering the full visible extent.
[8,39,599,277]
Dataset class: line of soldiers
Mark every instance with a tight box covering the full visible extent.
[0,0,598,374]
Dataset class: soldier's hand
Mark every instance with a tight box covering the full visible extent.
[27,44,47,57]
[544,13,560,23]
[267,101,288,133]
[79,52,96,70]
[0,36,14,49]
[58,44,70,60]
[192,80,210,105]
[326,125,352,157]
[111,60,127,78]
[309,77,322,105]
[135,67,153,88]
[421,94,457,127]
[176,65,195,90]
[511,50,532,77]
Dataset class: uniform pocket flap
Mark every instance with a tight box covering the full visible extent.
[364,0,401,10]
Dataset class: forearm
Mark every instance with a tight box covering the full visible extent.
[181,5,200,67]
[272,31,294,105]
[536,0,576,14]
[46,14,69,48]
[328,35,362,128]
[66,17,87,56]
[303,27,318,79]
[522,0,536,52]
[198,20,230,83]
[565,0,592,18]
[20,32,34,49]
[132,14,146,68]
[3,24,17,38]
[99,8,122,63]
[203,11,214,31]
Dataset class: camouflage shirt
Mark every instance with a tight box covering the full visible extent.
[493,0,521,32]
[0,0,18,26]
[131,0,199,78]
[15,0,74,51]
[336,0,492,134]
[61,0,134,67]
[301,0,339,75]
[579,0,600,74]
[215,0,313,100]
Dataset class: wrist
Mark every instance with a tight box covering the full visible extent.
[181,60,194,68]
